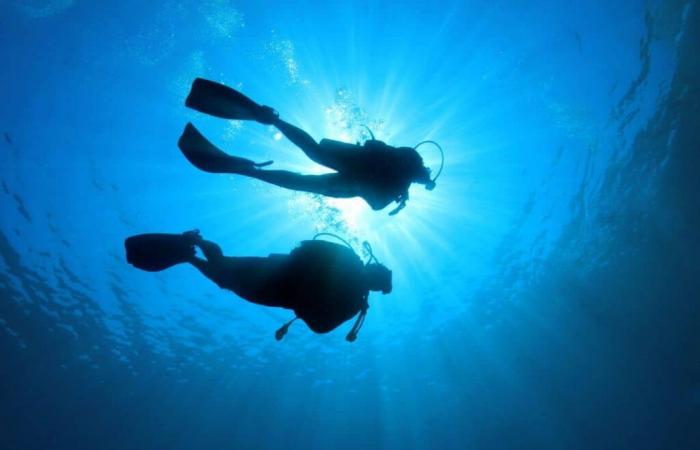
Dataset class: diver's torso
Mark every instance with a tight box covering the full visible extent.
[337,141,413,210]
[286,240,368,332]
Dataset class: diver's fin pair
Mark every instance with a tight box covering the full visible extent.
[178,123,273,174]
[125,233,197,272]
[185,78,278,124]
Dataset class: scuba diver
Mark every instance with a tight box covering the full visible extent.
[178,78,444,215]
[124,230,392,341]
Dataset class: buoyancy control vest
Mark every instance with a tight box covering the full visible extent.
[319,138,413,210]
[284,240,369,334]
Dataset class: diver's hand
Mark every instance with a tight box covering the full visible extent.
[388,200,406,216]
[388,193,408,216]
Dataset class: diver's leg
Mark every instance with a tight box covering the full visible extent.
[185,234,225,282]
[187,235,287,307]
[195,238,224,261]
[241,169,357,198]
[188,256,220,284]
[273,119,320,156]
[273,119,355,171]
[181,230,225,261]
[188,254,288,308]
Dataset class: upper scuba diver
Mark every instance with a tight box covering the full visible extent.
[125,230,392,341]
[178,78,444,215]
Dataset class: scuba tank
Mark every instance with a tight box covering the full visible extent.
[275,233,381,342]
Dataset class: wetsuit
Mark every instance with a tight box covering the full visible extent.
[236,119,417,210]
[190,238,369,333]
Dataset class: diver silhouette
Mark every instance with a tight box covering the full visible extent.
[178,78,443,215]
[125,230,391,341]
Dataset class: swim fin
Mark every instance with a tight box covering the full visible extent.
[185,78,278,123]
[125,233,196,272]
[178,123,273,173]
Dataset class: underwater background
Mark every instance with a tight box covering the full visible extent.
[1,0,699,449]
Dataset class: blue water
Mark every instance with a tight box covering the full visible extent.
[1,1,698,449]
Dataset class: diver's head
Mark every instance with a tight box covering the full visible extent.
[364,263,393,294]
[400,147,434,189]
[415,164,435,190]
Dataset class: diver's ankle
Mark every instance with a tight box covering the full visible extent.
[258,105,279,125]
[182,229,202,244]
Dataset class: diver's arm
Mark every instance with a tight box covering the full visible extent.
[346,307,368,342]
[388,191,408,216]
[346,295,369,342]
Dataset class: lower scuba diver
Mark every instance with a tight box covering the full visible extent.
[124,230,392,341]
[178,77,444,215]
